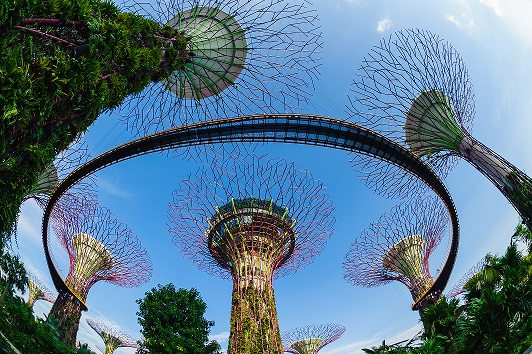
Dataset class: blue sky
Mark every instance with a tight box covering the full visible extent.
[13,0,532,353]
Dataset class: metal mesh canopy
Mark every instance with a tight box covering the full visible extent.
[282,324,345,354]
[22,140,94,209]
[343,196,449,308]
[164,7,247,100]
[169,154,335,280]
[50,193,152,304]
[348,29,532,227]
[26,271,56,307]
[119,0,322,135]
[447,257,488,299]
[348,29,474,199]
[86,318,139,354]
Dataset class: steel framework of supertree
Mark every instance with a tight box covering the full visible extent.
[26,271,55,308]
[343,196,449,312]
[348,28,532,229]
[22,140,95,209]
[86,318,139,354]
[118,0,322,135]
[446,257,488,299]
[47,193,152,346]
[168,154,334,354]
[281,324,345,354]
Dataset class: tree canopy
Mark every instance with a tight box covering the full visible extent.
[0,0,186,236]
[136,284,220,354]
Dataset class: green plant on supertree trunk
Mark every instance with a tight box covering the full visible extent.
[506,171,532,230]
[170,156,335,354]
[229,284,282,354]
[48,291,83,347]
[0,0,187,236]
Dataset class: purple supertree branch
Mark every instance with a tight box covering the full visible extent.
[343,196,449,309]
[169,153,334,353]
[118,0,322,136]
[282,324,345,354]
[26,271,56,307]
[446,257,488,298]
[169,154,335,279]
[348,29,532,229]
[23,139,96,209]
[50,193,152,303]
[86,318,139,353]
[348,29,474,196]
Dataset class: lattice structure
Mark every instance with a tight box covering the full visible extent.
[119,0,321,135]
[343,196,449,312]
[349,28,532,228]
[26,271,55,308]
[22,140,94,209]
[169,155,334,354]
[282,324,345,354]
[48,193,152,346]
[86,318,139,354]
[447,258,488,299]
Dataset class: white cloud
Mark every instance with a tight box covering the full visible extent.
[97,175,132,198]
[376,18,392,33]
[477,0,532,45]
[16,200,43,244]
[210,331,230,343]
[446,14,475,31]
[321,324,422,354]
[478,0,503,16]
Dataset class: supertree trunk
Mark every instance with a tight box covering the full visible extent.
[49,290,83,346]
[170,155,334,354]
[228,283,282,354]
[405,89,532,229]
[350,29,532,231]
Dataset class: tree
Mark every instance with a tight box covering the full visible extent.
[0,246,27,309]
[0,0,186,236]
[136,284,220,354]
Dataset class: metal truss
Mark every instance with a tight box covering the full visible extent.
[42,114,459,312]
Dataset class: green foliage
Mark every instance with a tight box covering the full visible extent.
[228,285,283,354]
[136,284,220,354]
[0,0,187,236]
[0,288,77,353]
[507,171,532,231]
[368,223,532,354]
[420,224,532,353]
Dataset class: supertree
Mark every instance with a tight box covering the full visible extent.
[86,318,139,354]
[446,258,488,299]
[281,324,345,354]
[1,0,320,236]
[348,28,532,229]
[26,271,55,308]
[47,193,152,345]
[120,0,322,135]
[343,196,449,312]
[169,155,335,354]
[22,140,94,209]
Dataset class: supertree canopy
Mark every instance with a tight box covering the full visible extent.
[169,155,334,354]
[281,324,345,354]
[343,196,449,312]
[0,0,320,236]
[47,193,151,346]
[86,318,139,354]
[120,0,322,134]
[26,271,55,308]
[22,140,94,209]
[348,28,532,229]
[446,258,488,299]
